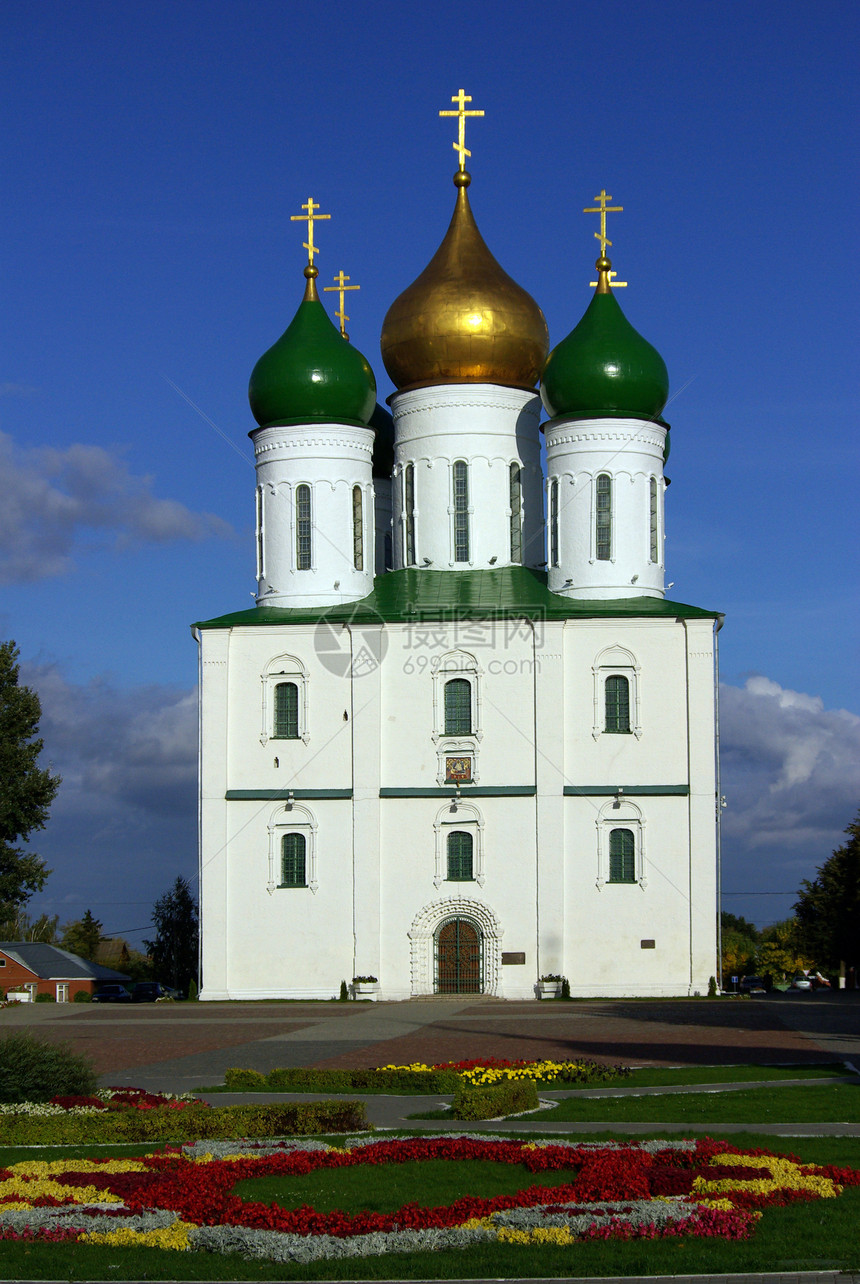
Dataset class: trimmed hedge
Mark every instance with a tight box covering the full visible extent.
[224,1066,462,1093]
[0,1100,368,1145]
[452,1079,539,1120]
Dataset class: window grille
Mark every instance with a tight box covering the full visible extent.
[453,460,470,562]
[446,831,474,881]
[352,485,363,571]
[255,486,264,579]
[509,462,522,563]
[649,476,658,562]
[296,484,312,570]
[605,675,630,733]
[444,678,472,735]
[596,474,612,560]
[404,464,415,566]
[281,832,306,887]
[609,828,635,882]
[550,478,559,567]
[273,682,299,739]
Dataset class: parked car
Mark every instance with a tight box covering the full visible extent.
[739,975,768,994]
[131,982,177,1002]
[790,973,813,991]
[91,984,133,1003]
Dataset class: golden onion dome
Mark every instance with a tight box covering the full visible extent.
[380,172,548,392]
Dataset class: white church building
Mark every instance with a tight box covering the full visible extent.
[194,103,721,1000]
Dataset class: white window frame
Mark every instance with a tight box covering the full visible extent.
[595,799,646,890]
[435,739,480,787]
[261,654,310,746]
[294,482,313,571]
[267,802,318,894]
[433,800,485,888]
[55,983,69,1003]
[431,650,482,745]
[592,644,642,740]
[255,484,265,581]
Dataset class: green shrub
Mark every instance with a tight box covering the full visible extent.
[560,977,571,1000]
[72,990,92,1002]
[187,979,198,1002]
[339,979,349,1001]
[261,1066,460,1093]
[0,1099,368,1145]
[452,1079,539,1120]
[708,975,718,998]
[34,992,56,1003]
[224,1068,268,1090]
[0,1033,98,1103]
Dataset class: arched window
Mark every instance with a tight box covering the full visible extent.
[609,829,635,883]
[352,485,364,571]
[444,678,472,735]
[649,476,659,563]
[281,833,307,887]
[509,462,522,564]
[453,460,470,562]
[273,682,299,739]
[295,484,312,570]
[604,675,630,734]
[549,478,559,567]
[404,463,416,566]
[447,831,474,881]
[596,474,612,560]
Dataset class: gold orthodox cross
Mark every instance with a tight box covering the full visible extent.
[290,197,331,266]
[584,189,623,258]
[323,269,360,338]
[590,269,627,288]
[439,88,484,170]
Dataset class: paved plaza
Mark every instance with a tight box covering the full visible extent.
[4,990,858,1096]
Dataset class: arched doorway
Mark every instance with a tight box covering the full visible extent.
[435,917,482,994]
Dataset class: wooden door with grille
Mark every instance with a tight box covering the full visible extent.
[435,918,482,994]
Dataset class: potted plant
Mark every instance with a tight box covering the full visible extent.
[352,975,379,999]
[538,973,564,999]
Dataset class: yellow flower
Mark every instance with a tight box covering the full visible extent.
[81,1221,195,1251]
[693,1153,840,1200]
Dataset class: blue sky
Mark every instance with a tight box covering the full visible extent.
[2,0,857,945]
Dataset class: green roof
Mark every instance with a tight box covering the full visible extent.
[193,567,720,629]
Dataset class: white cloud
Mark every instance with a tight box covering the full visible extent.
[719,677,859,921]
[0,430,233,584]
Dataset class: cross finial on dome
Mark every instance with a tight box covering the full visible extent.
[323,269,360,340]
[290,197,331,267]
[439,88,484,173]
[584,189,623,257]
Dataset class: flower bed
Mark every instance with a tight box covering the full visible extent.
[0,1088,366,1143]
[0,1134,856,1264]
[223,1057,628,1094]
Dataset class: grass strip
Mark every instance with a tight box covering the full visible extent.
[513,1082,860,1124]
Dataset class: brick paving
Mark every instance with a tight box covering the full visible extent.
[3,995,842,1086]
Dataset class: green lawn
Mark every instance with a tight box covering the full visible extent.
[511,1082,860,1124]
[0,1133,858,1279]
[616,1062,848,1088]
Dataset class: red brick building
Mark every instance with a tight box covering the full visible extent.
[0,943,129,1002]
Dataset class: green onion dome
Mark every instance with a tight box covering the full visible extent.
[540,261,669,423]
[370,403,395,478]
[249,267,377,428]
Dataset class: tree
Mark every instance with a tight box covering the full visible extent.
[60,910,103,963]
[757,918,810,982]
[794,811,860,977]
[0,642,60,918]
[720,910,758,980]
[143,876,198,996]
[0,909,59,943]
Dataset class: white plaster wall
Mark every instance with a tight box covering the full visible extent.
[545,417,667,598]
[252,422,375,607]
[197,614,717,1000]
[374,477,392,575]
[391,385,544,570]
